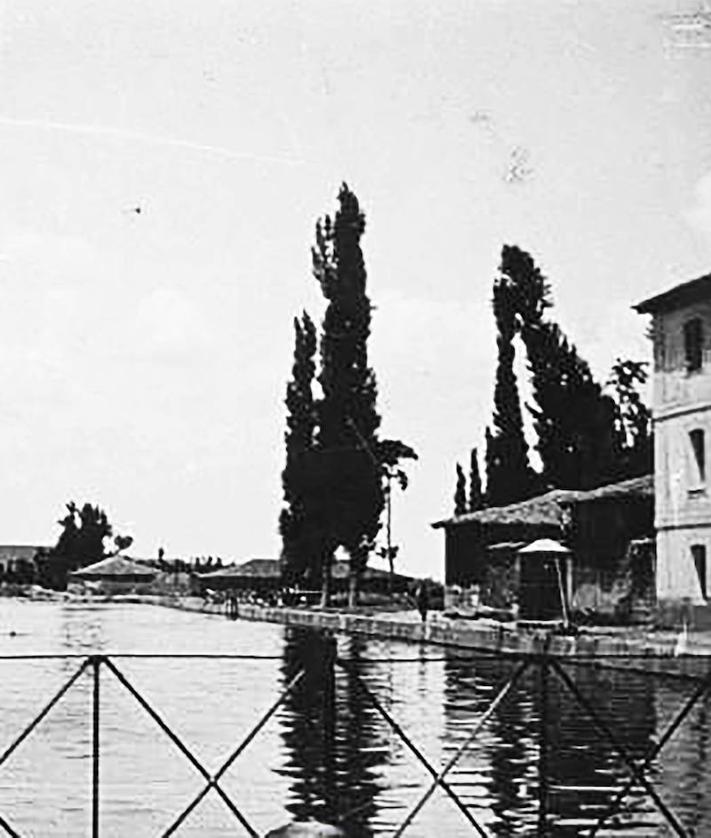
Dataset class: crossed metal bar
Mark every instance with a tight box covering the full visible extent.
[344,653,711,837]
[1,651,711,837]
[587,665,711,836]
[0,655,306,838]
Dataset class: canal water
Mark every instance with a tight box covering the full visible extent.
[0,601,709,837]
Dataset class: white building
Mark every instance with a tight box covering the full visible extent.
[636,274,711,617]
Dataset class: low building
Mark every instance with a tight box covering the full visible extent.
[69,555,158,595]
[0,545,48,577]
[198,557,415,599]
[432,475,654,621]
[635,273,711,626]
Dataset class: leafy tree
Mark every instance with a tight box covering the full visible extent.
[454,463,467,516]
[39,501,114,589]
[112,535,133,554]
[486,269,535,505]
[279,311,319,583]
[374,439,418,586]
[468,447,484,511]
[607,358,652,477]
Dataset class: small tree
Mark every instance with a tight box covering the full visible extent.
[375,438,417,585]
[607,358,653,477]
[468,447,484,511]
[454,463,467,516]
[112,535,133,554]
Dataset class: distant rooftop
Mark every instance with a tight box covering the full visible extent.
[71,555,157,579]
[200,557,415,582]
[0,545,48,561]
[634,273,711,315]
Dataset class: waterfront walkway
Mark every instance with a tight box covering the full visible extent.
[145,595,711,678]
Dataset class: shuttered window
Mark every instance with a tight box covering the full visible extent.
[684,318,704,373]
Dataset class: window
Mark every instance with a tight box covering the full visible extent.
[689,429,706,487]
[684,318,704,373]
[692,544,707,600]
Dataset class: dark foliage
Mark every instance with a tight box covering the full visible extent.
[502,244,619,490]
[38,501,114,589]
[486,266,536,505]
[474,244,651,507]
[281,185,416,603]
[280,311,319,583]
[468,447,484,511]
[454,463,467,516]
[607,358,653,478]
[312,185,383,602]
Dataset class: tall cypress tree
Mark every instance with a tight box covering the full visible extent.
[503,245,618,489]
[468,447,484,511]
[486,269,534,506]
[454,463,467,516]
[279,312,318,582]
[312,184,384,606]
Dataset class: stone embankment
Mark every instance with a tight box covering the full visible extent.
[152,595,711,679]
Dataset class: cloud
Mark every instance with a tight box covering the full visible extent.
[0,116,302,168]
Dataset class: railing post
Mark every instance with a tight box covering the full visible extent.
[537,652,549,835]
[322,631,337,740]
[91,655,101,838]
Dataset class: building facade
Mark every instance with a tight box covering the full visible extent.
[636,274,711,615]
[432,475,653,620]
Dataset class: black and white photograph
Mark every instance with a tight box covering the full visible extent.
[0,1,710,835]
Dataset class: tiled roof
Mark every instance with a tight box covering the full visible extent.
[432,474,653,530]
[634,273,711,314]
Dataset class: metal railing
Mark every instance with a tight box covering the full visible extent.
[1,645,710,836]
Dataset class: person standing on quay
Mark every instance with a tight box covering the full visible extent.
[415,582,429,623]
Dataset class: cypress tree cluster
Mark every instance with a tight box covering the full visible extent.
[459,244,652,510]
[280,184,416,605]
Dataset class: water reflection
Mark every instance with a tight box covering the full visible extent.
[278,628,388,837]
[440,650,685,836]
[3,604,711,835]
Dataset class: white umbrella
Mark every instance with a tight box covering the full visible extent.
[518,538,570,555]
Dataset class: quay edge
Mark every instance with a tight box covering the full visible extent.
[147,595,711,680]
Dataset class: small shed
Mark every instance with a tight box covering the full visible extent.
[517,539,572,622]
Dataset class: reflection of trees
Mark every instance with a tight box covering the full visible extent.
[544,664,657,831]
[277,628,388,837]
[442,653,661,835]
[654,684,711,834]
[442,652,535,836]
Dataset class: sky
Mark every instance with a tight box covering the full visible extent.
[1,0,711,579]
